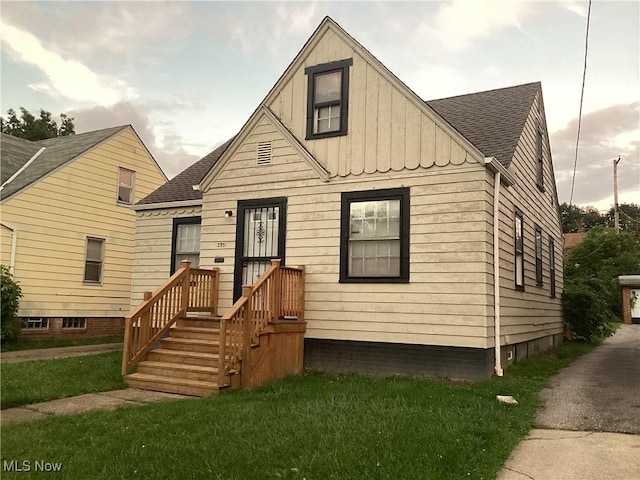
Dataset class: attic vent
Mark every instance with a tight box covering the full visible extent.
[257,141,272,165]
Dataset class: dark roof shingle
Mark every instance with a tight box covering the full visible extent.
[1,126,127,200]
[137,138,234,205]
[137,83,540,207]
[426,82,540,167]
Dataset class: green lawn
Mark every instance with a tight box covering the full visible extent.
[1,352,126,409]
[1,335,123,352]
[0,342,593,480]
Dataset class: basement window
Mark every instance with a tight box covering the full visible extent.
[62,317,86,329]
[22,317,49,330]
[305,58,353,139]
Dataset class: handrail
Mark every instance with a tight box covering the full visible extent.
[122,261,220,375]
[217,260,305,386]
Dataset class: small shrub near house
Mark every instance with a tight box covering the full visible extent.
[1,265,22,343]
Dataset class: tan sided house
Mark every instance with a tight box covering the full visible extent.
[1,126,167,338]
[125,18,564,395]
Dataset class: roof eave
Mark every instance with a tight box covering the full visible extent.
[131,199,203,211]
[484,157,516,186]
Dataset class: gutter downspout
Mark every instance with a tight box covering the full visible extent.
[0,147,46,192]
[1,222,18,274]
[493,171,503,376]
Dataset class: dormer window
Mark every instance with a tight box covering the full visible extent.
[305,58,353,139]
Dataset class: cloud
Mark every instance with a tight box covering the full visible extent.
[552,102,640,206]
[69,102,203,179]
[0,19,137,105]
[418,1,536,52]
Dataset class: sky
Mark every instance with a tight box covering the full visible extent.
[1,1,638,211]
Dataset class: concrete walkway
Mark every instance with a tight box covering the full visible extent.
[498,324,640,480]
[1,389,191,426]
[1,342,122,363]
[2,344,192,426]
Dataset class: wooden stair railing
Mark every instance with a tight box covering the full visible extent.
[122,261,220,375]
[217,260,305,387]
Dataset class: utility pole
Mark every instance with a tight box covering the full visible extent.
[613,157,621,232]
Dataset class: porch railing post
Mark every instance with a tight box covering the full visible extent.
[139,291,152,347]
[180,260,191,315]
[122,319,132,375]
[211,267,220,316]
[297,265,305,322]
[271,259,281,321]
[218,318,227,386]
[241,285,253,388]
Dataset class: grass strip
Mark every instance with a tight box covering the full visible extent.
[1,351,125,409]
[0,341,593,479]
[1,335,123,352]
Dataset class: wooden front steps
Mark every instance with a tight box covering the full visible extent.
[124,316,227,397]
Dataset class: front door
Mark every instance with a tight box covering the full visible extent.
[233,197,287,301]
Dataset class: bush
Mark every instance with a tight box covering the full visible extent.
[565,228,640,320]
[562,275,614,342]
[1,265,22,343]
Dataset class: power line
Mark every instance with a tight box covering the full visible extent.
[619,208,640,225]
[569,0,592,206]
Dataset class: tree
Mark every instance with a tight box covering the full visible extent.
[564,227,640,328]
[605,203,640,239]
[0,107,75,141]
[559,203,605,234]
[1,265,22,343]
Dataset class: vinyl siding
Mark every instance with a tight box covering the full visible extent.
[1,223,13,267]
[1,128,166,317]
[489,93,564,346]
[131,206,202,308]
[267,25,480,177]
[203,120,494,348]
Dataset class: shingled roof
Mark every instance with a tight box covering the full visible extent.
[137,82,539,207]
[137,138,234,205]
[426,82,540,168]
[1,126,127,201]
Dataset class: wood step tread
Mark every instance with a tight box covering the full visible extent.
[183,315,220,321]
[126,373,218,389]
[172,327,220,334]
[162,338,219,345]
[150,349,218,359]
[139,361,217,373]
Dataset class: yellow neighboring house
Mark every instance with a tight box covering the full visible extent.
[0,125,167,338]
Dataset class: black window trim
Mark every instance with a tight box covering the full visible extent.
[536,124,545,192]
[339,187,410,284]
[170,216,202,274]
[535,225,543,286]
[305,58,353,140]
[514,208,525,291]
[549,237,556,298]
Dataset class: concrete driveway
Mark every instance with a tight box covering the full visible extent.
[498,324,640,480]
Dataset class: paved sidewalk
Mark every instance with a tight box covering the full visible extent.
[498,429,640,480]
[1,343,122,363]
[498,325,640,480]
[1,389,190,426]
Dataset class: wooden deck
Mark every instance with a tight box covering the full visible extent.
[122,260,305,396]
